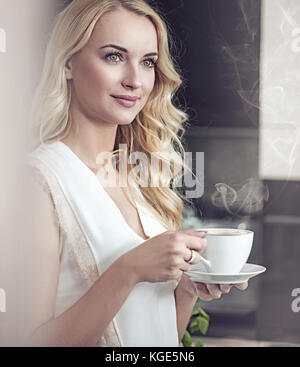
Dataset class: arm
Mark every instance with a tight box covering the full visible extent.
[27,257,137,347]
[174,276,198,343]
[20,168,138,347]
[174,273,249,344]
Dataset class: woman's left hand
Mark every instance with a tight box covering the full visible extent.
[178,273,248,301]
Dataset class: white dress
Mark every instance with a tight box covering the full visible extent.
[26,141,179,347]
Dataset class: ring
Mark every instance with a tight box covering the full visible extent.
[187,249,196,264]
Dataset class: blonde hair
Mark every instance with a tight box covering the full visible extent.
[30,0,193,230]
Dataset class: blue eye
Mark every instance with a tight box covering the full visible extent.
[105,52,156,69]
[106,52,122,63]
[143,58,156,69]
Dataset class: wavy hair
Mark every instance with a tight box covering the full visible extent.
[30,0,193,231]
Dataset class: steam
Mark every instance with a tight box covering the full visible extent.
[211,179,269,217]
[163,1,299,216]
[209,0,300,180]
[237,0,260,41]
[205,1,270,216]
[206,0,261,129]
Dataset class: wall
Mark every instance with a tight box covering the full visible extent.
[259,0,300,181]
[0,0,60,346]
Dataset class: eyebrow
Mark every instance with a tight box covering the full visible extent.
[100,44,158,57]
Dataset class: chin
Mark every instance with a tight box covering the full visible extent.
[117,119,135,126]
[114,113,138,126]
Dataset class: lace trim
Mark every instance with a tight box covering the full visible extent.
[26,157,122,347]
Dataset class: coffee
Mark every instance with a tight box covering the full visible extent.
[205,230,250,237]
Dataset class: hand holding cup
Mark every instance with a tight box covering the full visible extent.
[120,229,207,284]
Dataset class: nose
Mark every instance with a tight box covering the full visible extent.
[121,62,142,90]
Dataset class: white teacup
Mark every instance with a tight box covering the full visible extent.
[195,228,254,274]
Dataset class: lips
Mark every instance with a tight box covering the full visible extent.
[111,95,140,101]
[111,95,139,108]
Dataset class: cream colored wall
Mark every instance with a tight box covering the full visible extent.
[0,0,60,154]
[0,0,60,346]
[259,0,300,181]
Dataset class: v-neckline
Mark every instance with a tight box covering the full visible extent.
[56,141,150,242]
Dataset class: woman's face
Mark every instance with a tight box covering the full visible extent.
[66,8,158,126]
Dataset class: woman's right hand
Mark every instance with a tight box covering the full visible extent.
[119,230,207,284]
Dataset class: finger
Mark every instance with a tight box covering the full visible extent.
[179,260,192,272]
[194,282,214,301]
[184,247,194,262]
[219,284,232,294]
[182,232,207,253]
[234,282,248,291]
[184,248,202,265]
[180,229,207,238]
[182,245,207,266]
[179,230,207,266]
[206,283,222,299]
[183,246,203,264]
[174,269,184,282]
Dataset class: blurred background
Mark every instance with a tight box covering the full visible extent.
[0,0,299,346]
[154,0,300,345]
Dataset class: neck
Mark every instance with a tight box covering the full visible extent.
[61,106,118,172]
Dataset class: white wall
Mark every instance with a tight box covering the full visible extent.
[0,0,60,346]
[0,0,60,154]
[259,0,300,181]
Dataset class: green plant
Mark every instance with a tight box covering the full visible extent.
[181,306,210,347]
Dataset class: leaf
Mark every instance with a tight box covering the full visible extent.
[191,307,201,316]
[182,331,193,347]
[198,308,210,321]
[194,338,204,347]
[189,318,199,333]
[190,318,199,328]
[191,307,210,322]
[197,316,209,335]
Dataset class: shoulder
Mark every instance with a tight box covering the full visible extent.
[19,158,63,255]
[21,155,83,258]
[18,157,56,216]
[21,157,58,220]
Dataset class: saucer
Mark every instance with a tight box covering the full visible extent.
[184,263,266,284]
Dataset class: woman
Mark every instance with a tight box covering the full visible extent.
[23,0,248,347]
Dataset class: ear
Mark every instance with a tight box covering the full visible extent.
[65,58,73,80]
